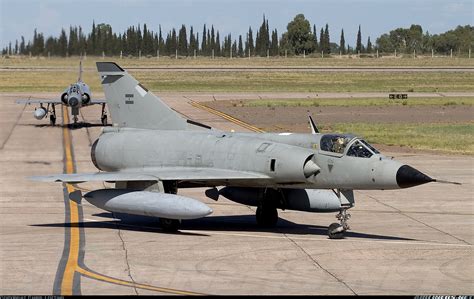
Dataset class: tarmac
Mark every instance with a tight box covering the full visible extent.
[0,92,472,295]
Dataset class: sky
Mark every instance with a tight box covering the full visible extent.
[1,0,473,49]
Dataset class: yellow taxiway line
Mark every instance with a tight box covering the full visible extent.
[59,105,202,295]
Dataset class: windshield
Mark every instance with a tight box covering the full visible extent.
[346,140,373,158]
[320,134,353,154]
[360,139,379,154]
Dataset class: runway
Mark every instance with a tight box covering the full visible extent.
[0,92,472,295]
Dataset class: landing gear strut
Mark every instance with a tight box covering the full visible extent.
[49,104,56,126]
[328,208,351,239]
[100,103,107,126]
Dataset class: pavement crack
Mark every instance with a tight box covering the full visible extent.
[362,192,471,245]
[1,103,26,150]
[79,109,93,147]
[283,233,357,295]
[114,214,139,295]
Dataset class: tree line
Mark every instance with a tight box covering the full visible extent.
[2,14,472,57]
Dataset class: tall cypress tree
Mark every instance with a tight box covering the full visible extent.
[177,24,188,56]
[319,28,324,54]
[313,25,318,51]
[271,29,278,56]
[189,26,195,56]
[210,25,215,55]
[201,24,207,56]
[366,36,372,53]
[356,25,362,53]
[324,24,330,54]
[215,31,221,56]
[58,28,68,57]
[248,27,254,55]
[238,35,243,57]
[340,29,346,54]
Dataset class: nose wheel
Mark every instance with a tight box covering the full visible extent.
[328,209,351,239]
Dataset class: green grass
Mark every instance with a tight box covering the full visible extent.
[326,123,474,155]
[2,69,472,93]
[241,97,474,107]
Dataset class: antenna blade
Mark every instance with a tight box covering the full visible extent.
[308,115,319,134]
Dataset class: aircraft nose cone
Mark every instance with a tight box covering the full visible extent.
[396,165,434,188]
[68,97,79,107]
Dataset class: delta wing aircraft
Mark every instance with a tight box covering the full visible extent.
[31,62,459,238]
[17,61,108,126]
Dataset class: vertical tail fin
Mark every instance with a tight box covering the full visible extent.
[96,62,189,130]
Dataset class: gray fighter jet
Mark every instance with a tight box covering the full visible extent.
[16,60,108,126]
[31,62,459,238]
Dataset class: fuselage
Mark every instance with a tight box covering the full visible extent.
[91,128,431,190]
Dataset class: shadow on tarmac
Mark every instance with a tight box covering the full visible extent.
[32,212,415,241]
[19,122,111,129]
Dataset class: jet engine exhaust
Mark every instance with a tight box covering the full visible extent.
[68,96,79,107]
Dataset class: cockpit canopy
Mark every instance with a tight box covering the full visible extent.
[320,134,379,158]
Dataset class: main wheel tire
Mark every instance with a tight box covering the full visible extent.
[50,115,56,126]
[101,115,107,126]
[159,218,181,232]
[256,205,278,228]
[328,222,345,239]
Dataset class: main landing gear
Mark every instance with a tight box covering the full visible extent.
[159,218,181,232]
[100,103,108,126]
[256,203,278,228]
[49,104,56,126]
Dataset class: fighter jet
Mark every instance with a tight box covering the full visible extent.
[30,62,459,238]
[16,60,108,126]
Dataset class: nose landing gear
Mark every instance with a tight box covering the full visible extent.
[328,208,351,239]
[328,189,354,239]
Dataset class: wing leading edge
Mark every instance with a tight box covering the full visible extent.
[29,167,271,183]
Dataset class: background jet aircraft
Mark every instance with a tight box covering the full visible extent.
[16,60,108,126]
[31,62,459,239]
